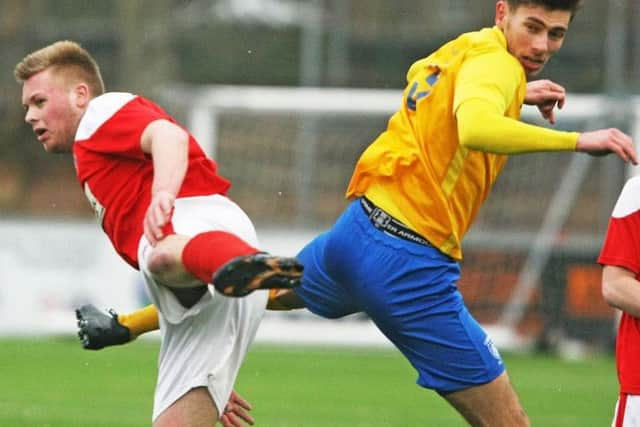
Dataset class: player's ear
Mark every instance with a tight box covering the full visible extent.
[72,83,90,108]
[495,0,508,27]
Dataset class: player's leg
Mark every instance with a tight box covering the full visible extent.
[443,371,528,426]
[75,287,302,350]
[287,230,359,318]
[149,289,266,426]
[154,387,219,427]
[144,194,268,424]
[146,224,302,297]
[368,283,529,426]
[117,303,160,336]
[316,198,528,425]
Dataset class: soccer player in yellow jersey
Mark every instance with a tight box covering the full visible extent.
[77,0,637,425]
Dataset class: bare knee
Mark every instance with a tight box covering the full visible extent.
[443,371,529,427]
[148,246,178,277]
[147,235,194,285]
[154,387,218,427]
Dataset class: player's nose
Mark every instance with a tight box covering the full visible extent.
[25,107,38,124]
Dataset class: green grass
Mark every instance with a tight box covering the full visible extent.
[0,338,617,426]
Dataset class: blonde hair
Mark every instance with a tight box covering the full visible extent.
[14,40,105,96]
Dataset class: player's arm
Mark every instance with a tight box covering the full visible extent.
[602,265,640,318]
[140,119,189,245]
[454,53,637,163]
[454,51,577,154]
[456,100,578,154]
[457,94,636,162]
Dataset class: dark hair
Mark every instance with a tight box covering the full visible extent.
[506,0,582,15]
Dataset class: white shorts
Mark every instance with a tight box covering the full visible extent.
[612,394,640,427]
[138,195,268,421]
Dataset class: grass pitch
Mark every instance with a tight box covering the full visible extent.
[0,337,616,426]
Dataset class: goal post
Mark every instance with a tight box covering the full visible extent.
[160,84,638,350]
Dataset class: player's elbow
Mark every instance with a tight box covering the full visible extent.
[601,279,620,309]
[157,121,189,148]
[458,125,482,150]
[457,119,494,151]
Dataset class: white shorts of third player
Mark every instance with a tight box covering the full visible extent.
[613,395,640,427]
[138,194,268,422]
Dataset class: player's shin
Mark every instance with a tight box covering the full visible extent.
[118,304,160,337]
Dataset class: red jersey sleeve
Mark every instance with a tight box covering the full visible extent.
[76,94,167,158]
[599,177,640,394]
[598,177,640,275]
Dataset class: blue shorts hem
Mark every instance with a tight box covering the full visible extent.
[431,364,506,395]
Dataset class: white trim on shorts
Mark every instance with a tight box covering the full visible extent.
[138,195,268,422]
[612,394,640,427]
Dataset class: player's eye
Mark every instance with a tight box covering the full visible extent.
[548,30,565,41]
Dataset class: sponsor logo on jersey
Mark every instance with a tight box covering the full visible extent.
[83,182,106,226]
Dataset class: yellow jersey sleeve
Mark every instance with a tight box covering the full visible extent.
[456,99,579,153]
[454,47,578,153]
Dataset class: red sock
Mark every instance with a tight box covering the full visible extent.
[181,231,259,283]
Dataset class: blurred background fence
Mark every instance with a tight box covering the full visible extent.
[2,0,640,352]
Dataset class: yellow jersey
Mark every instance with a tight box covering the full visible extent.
[346,26,577,260]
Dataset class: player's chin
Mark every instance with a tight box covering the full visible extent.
[523,62,545,79]
[43,143,61,153]
[44,140,72,154]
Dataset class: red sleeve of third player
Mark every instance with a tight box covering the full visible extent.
[598,202,640,275]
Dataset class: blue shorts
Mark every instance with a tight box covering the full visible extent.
[294,199,504,394]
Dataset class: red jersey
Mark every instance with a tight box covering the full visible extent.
[598,176,640,394]
[73,92,230,269]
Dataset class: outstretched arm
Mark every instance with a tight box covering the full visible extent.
[526,80,637,163]
[456,99,637,163]
[454,51,637,162]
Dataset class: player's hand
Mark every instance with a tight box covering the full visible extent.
[576,128,638,165]
[524,79,566,125]
[144,190,175,245]
[220,390,255,427]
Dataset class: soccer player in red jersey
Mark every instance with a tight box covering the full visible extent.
[599,177,640,427]
[71,1,639,425]
[15,40,303,427]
